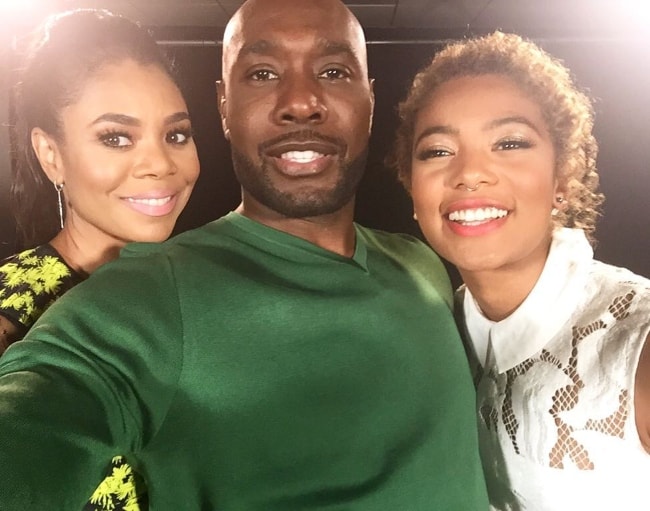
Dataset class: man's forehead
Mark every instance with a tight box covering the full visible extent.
[222,0,367,71]
[223,31,367,78]
[235,37,360,61]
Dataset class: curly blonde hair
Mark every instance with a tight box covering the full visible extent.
[392,31,604,241]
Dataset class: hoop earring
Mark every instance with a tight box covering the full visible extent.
[54,182,64,229]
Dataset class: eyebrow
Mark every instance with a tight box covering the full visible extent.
[414,115,543,146]
[414,125,458,147]
[89,111,190,128]
[484,116,543,135]
[238,38,358,62]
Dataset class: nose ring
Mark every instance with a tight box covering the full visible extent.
[464,183,480,192]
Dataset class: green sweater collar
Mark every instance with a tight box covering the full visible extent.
[225,212,368,271]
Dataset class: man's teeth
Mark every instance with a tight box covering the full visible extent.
[448,207,508,223]
[127,196,172,206]
[281,150,324,163]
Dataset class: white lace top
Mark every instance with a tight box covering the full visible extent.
[459,228,650,511]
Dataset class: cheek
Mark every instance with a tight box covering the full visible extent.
[410,170,443,215]
[61,151,126,199]
[174,146,201,182]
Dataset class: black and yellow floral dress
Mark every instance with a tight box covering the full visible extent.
[0,245,146,511]
[0,244,83,337]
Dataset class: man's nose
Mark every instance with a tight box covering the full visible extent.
[272,72,328,125]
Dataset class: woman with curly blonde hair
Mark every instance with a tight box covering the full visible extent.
[393,31,650,510]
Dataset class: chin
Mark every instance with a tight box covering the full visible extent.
[129,225,175,244]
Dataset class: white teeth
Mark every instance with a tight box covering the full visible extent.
[448,207,508,223]
[281,150,324,163]
[127,196,172,206]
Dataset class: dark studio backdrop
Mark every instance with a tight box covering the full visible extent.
[0,24,648,287]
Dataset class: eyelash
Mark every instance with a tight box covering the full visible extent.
[318,67,351,80]
[249,69,277,81]
[166,127,194,145]
[248,67,351,82]
[98,127,194,148]
[494,138,533,151]
[415,148,453,161]
[415,137,534,160]
[98,130,132,148]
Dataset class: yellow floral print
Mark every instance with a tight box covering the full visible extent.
[0,246,80,328]
[85,456,145,511]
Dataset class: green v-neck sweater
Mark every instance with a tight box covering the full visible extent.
[0,213,487,509]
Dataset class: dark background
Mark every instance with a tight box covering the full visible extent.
[0,8,648,286]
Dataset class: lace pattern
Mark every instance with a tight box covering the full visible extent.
[472,271,650,510]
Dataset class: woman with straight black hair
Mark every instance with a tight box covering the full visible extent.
[0,8,200,509]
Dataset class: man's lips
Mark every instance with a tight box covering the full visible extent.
[261,130,345,157]
[264,140,339,159]
[261,132,344,177]
[281,150,325,164]
[270,150,334,177]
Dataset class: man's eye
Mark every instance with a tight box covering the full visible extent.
[100,132,132,148]
[319,68,350,80]
[249,69,278,81]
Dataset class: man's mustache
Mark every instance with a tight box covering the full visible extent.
[258,129,347,154]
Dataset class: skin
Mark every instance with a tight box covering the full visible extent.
[636,338,650,453]
[410,74,561,321]
[410,73,650,453]
[217,0,374,256]
[33,59,199,275]
[0,59,200,350]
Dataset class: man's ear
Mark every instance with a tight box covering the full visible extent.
[216,80,230,141]
[31,127,64,184]
[368,78,376,134]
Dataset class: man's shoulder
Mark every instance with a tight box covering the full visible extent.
[357,224,453,307]
[120,221,223,259]
[356,224,429,253]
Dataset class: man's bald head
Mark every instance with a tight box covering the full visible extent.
[221,0,369,81]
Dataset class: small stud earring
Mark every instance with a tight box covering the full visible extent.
[413,212,418,221]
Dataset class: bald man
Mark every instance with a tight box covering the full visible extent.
[0,0,488,508]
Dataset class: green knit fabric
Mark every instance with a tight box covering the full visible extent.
[0,212,487,509]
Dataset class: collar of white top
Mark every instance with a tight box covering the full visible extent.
[463,228,594,373]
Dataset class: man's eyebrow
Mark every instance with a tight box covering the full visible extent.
[317,39,357,60]
[238,39,275,59]
[238,38,359,61]
[414,125,458,146]
[484,115,543,135]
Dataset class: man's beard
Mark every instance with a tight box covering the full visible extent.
[231,145,368,219]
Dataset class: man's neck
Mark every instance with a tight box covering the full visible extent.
[235,202,357,258]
